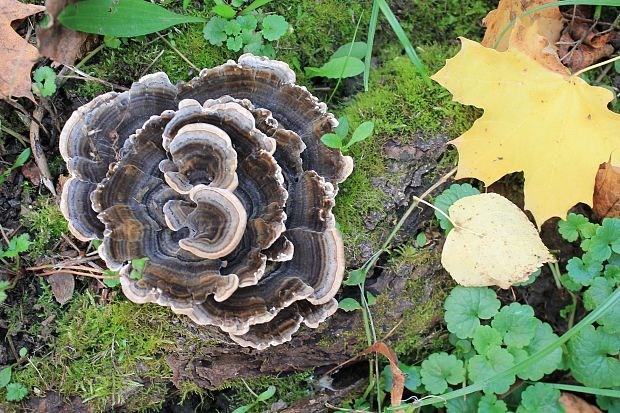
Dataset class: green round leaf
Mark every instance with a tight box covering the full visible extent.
[237,14,257,31]
[468,346,515,394]
[433,183,480,232]
[204,16,228,46]
[260,14,288,41]
[444,287,500,339]
[332,41,368,60]
[320,133,344,149]
[478,393,508,413]
[472,325,502,355]
[567,325,620,388]
[420,352,465,394]
[518,320,562,381]
[516,383,563,413]
[338,298,361,312]
[226,35,243,52]
[491,302,538,348]
[5,382,28,402]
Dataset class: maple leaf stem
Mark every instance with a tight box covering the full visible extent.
[571,54,620,78]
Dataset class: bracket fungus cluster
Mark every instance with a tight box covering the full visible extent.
[59,55,353,349]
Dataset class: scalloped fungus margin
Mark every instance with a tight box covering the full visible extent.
[59,54,353,349]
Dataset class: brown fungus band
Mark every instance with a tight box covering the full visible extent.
[59,55,353,349]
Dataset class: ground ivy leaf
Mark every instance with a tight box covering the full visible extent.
[260,14,288,41]
[558,213,596,242]
[518,319,562,381]
[446,392,482,413]
[468,346,515,394]
[583,277,620,334]
[478,393,508,413]
[5,382,28,401]
[444,287,500,339]
[597,390,620,413]
[32,66,57,97]
[491,302,537,348]
[567,325,620,388]
[586,218,620,262]
[605,264,620,285]
[241,29,263,54]
[420,352,465,394]
[236,14,257,31]
[559,273,582,292]
[472,325,502,355]
[516,383,563,413]
[433,183,480,232]
[566,256,602,286]
[382,363,421,393]
[224,19,241,36]
[226,35,243,52]
[338,298,361,312]
[203,16,228,46]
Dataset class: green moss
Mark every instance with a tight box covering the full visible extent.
[333,45,479,254]
[10,292,193,412]
[223,371,314,412]
[20,197,68,258]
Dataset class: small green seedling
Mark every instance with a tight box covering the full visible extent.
[305,41,367,79]
[129,257,149,280]
[32,66,57,97]
[320,117,374,153]
[231,385,276,413]
[0,233,31,272]
[0,366,28,402]
[0,148,31,186]
[204,0,288,56]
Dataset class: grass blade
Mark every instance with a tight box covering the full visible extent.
[363,0,380,91]
[376,0,429,84]
[240,0,274,15]
[543,383,620,398]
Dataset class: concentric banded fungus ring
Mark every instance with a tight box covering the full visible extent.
[59,54,353,349]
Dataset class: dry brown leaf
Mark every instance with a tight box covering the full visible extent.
[0,0,45,101]
[441,193,553,289]
[593,162,620,219]
[47,272,74,305]
[322,342,405,412]
[21,160,41,186]
[481,0,563,51]
[510,19,570,75]
[559,28,615,72]
[560,392,603,413]
[37,0,88,65]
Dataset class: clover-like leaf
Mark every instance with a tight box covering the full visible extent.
[32,66,57,97]
[224,19,241,36]
[567,325,620,388]
[518,320,562,381]
[5,382,28,402]
[237,15,257,31]
[203,16,228,46]
[433,183,480,232]
[566,256,602,286]
[558,213,596,242]
[584,277,620,334]
[478,393,508,413]
[444,287,500,339]
[468,346,515,394]
[420,352,465,394]
[472,325,502,356]
[516,383,563,413]
[491,303,537,348]
[226,35,243,52]
[241,29,263,54]
[260,14,288,41]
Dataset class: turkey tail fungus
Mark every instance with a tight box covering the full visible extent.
[59,55,353,349]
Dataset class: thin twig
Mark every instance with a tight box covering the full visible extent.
[240,378,259,399]
[0,124,28,147]
[29,106,56,195]
[156,33,199,71]
[140,49,166,77]
[63,65,129,91]
[572,55,620,78]
[37,269,119,279]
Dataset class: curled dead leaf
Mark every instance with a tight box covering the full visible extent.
[593,162,620,219]
[0,0,46,101]
[47,272,74,305]
[441,193,553,289]
[37,0,89,65]
[559,392,602,413]
[559,27,615,72]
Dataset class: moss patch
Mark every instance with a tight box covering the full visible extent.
[333,45,480,256]
[9,291,194,412]
[20,197,68,258]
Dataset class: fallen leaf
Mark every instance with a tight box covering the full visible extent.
[37,0,89,65]
[559,392,602,413]
[593,162,620,220]
[431,38,620,226]
[510,19,570,75]
[47,272,74,305]
[21,160,41,186]
[481,0,563,52]
[0,0,45,101]
[441,193,553,289]
[558,28,615,72]
[322,342,405,412]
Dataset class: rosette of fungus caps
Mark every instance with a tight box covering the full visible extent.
[59,55,353,349]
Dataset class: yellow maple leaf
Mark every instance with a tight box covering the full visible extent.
[431,38,620,226]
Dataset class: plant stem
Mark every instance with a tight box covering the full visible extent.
[547,261,563,289]
[572,54,620,78]
[327,11,364,104]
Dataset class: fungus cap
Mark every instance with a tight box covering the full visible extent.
[59,54,352,349]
